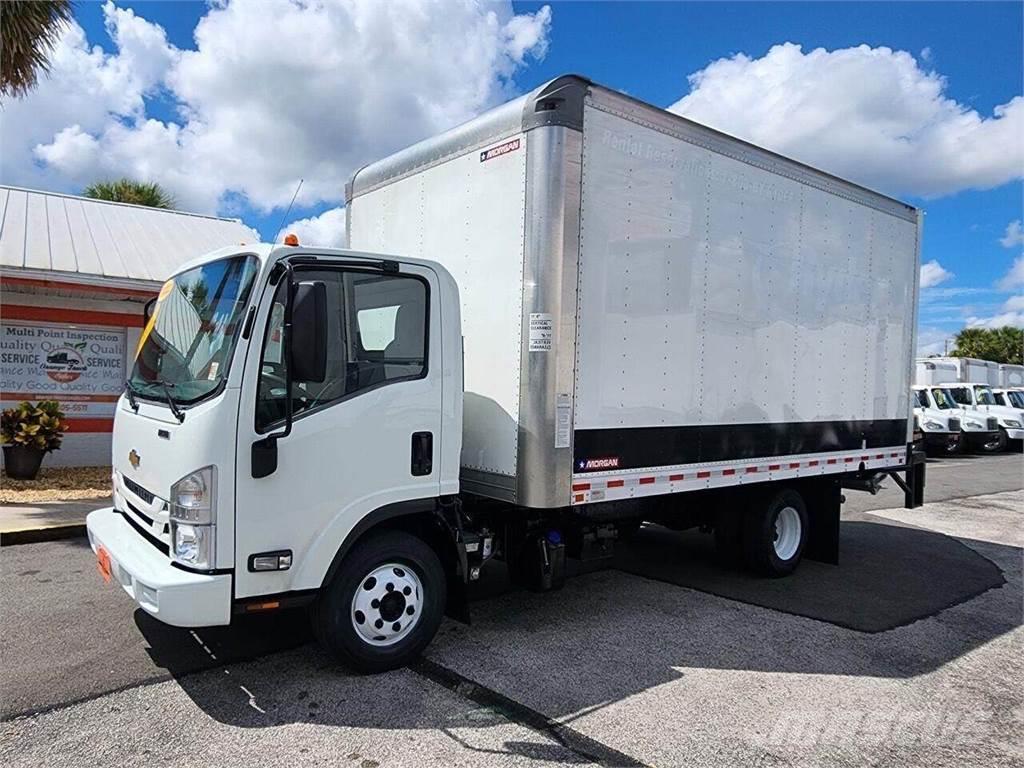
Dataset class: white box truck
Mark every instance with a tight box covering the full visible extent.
[917,356,1000,386]
[999,364,1024,388]
[87,75,925,672]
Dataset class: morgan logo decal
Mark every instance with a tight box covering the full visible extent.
[128,449,141,469]
[577,457,620,471]
[480,138,521,162]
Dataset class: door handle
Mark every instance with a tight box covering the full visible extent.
[411,432,433,476]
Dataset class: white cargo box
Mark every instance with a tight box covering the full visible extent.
[917,356,1000,386]
[348,75,921,509]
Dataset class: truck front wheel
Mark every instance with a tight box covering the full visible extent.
[314,530,446,673]
[742,489,808,577]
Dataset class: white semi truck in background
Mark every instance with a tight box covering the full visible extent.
[916,358,1024,449]
[87,75,925,672]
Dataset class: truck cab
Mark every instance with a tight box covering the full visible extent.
[915,385,1002,453]
[943,383,1023,450]
[87,243,469,671]
[910,386,961,455]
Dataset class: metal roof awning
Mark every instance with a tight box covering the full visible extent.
[0,185,259,286]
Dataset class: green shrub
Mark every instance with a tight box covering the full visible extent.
[1,400,67,453]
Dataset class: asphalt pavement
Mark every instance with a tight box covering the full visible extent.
[1,452,1022,767]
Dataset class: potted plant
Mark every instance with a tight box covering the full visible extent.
[1,400,68,480]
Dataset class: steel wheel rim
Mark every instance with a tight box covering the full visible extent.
[351,562,423,646]
[773,506,802,561]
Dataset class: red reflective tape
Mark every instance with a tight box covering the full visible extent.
[807,460,819,467]
[891,452,900,458]
[745,467,758,474]
[572,483,590,492]
[861,456,869,461]
[769,464,782,471]
[875,454,884,460]
[845,457,855,463]
[788,462,801,469]
[827,458,837,465]
[574,494,585,503]
[639,477,656,485]
[669,473,685,481]
[697,471,711,479]
[722,469,736,476]
[607,479,624,488]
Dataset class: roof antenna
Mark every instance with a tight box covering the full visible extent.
[274,178,304,243]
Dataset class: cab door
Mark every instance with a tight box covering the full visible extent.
[233,258,443,598]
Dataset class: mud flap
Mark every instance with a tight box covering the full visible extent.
[803,478,842,565]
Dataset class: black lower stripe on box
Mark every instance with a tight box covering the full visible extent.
[573,419,906,473]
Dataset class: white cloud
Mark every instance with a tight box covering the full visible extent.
[2,3,179,195]
[9,0,553,216]
[998,255,1024,291]
[920,259,953,289]
[1002,295,1024,312]
[916,326,952,357]
[669,43,1024,198]
[1000,220,1024,248]
[280,206,346,248]
[966,312,1024,329]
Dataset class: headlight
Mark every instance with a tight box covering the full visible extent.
[1002,419,1022,428]
[963,420,984,431]
[170,467,216,569]
[170,466,215,524]
[170,521,214,569]
[923,420,943,431]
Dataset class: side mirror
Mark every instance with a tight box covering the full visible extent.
[143,297,157,323]
[290,280,328,383]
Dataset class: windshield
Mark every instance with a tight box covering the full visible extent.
[929,388,956,409]
[1008,390,1024,408]
[131,255,259,404]
[914,390,929,408]
[973,386,996,405]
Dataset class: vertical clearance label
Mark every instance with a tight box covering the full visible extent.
[529,312,553,352]
[480,138,521,162]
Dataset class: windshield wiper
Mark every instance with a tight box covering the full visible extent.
[124,380,140,411]
[156,380,185,423]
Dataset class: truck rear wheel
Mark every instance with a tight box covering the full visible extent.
[314,530,446,673]
[742,489,808,577]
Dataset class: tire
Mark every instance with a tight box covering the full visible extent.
[742,488,809,577]
[313,530,446,673]
[995,428,1009,452]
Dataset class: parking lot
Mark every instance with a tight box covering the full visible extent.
[2,452,1021,767]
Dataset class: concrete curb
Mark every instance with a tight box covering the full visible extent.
[1,524,87,546]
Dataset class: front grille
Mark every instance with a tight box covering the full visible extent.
[948,417,961,432]
[126,501,153,526]
[988,417,999,431]
[123,476,154,504]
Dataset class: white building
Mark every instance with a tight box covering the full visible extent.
[0,186,258,467]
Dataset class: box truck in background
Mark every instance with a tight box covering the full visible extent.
[911,387,962,455]
[999,364,1024,388]
[913,385,1001,453]
[87,75,925,672]
[917,356,1000,386]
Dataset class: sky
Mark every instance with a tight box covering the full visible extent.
[2,0,1022,354]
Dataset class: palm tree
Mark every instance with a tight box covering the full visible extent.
[1,0,74,100]
[83,179,176,209]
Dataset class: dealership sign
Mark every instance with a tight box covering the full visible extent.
[0,322,126,418]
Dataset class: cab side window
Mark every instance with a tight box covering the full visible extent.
[256,268,428,432]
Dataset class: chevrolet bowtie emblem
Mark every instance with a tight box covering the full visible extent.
[128,449,141,469]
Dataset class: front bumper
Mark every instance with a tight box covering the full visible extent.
[963,431,1002,452]
[923,432,961,454]
[1003,428,1024,441]
[86,507,231,627]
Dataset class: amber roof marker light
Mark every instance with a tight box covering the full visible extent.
[283,233,300,246]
